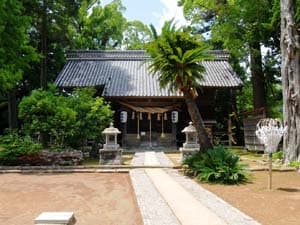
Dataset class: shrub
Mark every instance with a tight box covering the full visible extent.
[66,88,113,147]
[18,85,77,147]
[0,133,42,165]
[272,151,283,160]
[18,86,113,148]
[289,161,300,168]
[183,146,248,184]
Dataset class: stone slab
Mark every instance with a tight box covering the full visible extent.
[165,169,261,225]
[145,168,226,225]
[34,212,75,224]
[130,169,180,225]
[144,151,160,166]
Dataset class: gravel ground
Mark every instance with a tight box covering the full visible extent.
[0,173,142,225]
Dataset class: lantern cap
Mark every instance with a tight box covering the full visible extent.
[182,122,197,133]
[102,122,121,134]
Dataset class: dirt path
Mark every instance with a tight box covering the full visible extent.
[0,173,142,225]
[201,171,300,225]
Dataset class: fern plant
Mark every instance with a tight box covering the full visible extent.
[183,146,248,184]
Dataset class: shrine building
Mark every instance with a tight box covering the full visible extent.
[55,50,242,149]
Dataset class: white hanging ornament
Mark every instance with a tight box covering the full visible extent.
[157,113,161,121]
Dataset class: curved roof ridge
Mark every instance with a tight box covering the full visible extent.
[66,50,229,61]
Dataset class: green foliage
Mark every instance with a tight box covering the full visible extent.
[18,86,113,147]
[0,0,38,94]
[18,85,77,146]
[123,20,153,50]
[66,88,113,147]
[145,20,212,92]
[68,0,127,49]
[146,20,213,150]
[289,161,300,168]
[183,146,248,184]
[236,81,254,112]
[0,132,42,165]
[22,0,82,88]
[272,151,283,160]
[180,0,282,114]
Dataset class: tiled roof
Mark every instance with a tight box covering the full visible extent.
[55,50,243,97]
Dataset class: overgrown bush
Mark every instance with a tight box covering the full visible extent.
[18,85,77,147]
[18,85,113,148]
[289,161,300,168]
[0,133,42,165]
[183,146,248,184]
[0,132,83,166]
[272,151,283,160]
[66,88,113,147]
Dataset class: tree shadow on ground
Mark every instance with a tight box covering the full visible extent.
[277,187,300,192]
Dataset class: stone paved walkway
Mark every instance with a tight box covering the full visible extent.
[130,151,174,167]
[130,151,261,225]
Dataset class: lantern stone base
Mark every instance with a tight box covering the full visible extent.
[99,149,122,165]
[183,143,200,149]
[180,147,199,162]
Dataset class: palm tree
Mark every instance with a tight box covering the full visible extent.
[146,21,213,150]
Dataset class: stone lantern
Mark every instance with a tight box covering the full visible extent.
[99,123,122,165]
[180,122,200,161]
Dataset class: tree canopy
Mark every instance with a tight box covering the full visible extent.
[179,0,280,112]
[123,20,153,50]
[68,0,127,49]
[0,0,38,93]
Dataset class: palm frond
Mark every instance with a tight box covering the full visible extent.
[145,20,214,92]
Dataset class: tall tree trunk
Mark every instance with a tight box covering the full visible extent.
[281,0,300,162]
[8,88,17,129]
[249,41,267,109]
[40,0,47,89]
[183,90,213,150]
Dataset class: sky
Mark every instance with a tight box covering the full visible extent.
[101,0,188,31]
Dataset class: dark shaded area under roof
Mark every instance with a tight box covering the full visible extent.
[55,50,243,97]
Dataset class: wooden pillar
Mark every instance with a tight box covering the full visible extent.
[161,115,165,138]
[122,122,127,147]
[8,88,17,129]
[228,116,233,146]
[149,113,152,149]
[137,113,140,139]
[172,123,177,145]
[228,89,233,146]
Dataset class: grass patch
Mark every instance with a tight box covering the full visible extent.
[82,153,134,166]
[82,158,99,165]
[229,148,263,159]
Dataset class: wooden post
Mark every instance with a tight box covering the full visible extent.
[228,116,232,146]
[8,88,17,129]
[172,123,177,145]
[137,113,140,139]
[161,116,165,138]
[149,113,152,149]
[268,153,273,190]
[122,122,127,147]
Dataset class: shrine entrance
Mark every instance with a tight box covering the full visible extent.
[118,101,181,149]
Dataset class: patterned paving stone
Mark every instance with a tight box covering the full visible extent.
[130,169,180,225]
[165,169,261,225]
[144,151,160,166]
[130,152,145,166]
[130,151,260,225]
[156,152,174,167]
